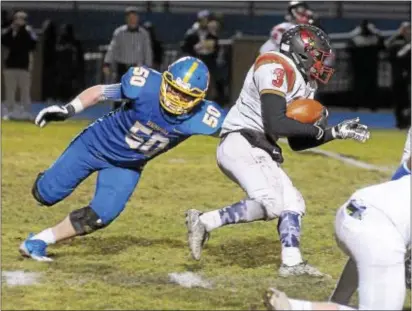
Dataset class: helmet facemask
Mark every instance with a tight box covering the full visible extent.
[160,71,206,115]
[307,47,335,84]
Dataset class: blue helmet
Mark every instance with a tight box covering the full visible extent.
[160,56,209,115]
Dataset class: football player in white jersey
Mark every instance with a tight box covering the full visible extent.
[401,127,411,163]
[264,160,411,310]
[185,25,370,277]
[260,1,315,54]
[329,128,412,304]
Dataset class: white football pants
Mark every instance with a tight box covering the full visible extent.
[335,201,407,310]
[216,132,306,219]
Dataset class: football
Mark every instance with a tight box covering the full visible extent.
[286,98,325,124]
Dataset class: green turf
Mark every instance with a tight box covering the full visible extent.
[1,121,410,310]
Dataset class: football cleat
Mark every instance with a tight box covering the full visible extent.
[185,209,209,260]
[264,288,291,310]
[278,261,325,277]
[19,234,53,262]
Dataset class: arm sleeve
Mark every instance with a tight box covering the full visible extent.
[26,26,37,50]
[287,128,335,151]
[104,29,119,65]
[1,28,12,47]
[260,93,322,139]
[102,83,123,101]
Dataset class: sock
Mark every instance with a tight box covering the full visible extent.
[289,299,313,310]
[30,228,56,245]
[199,199,265,232]
[278,211,303,266]
[391,160,410,180]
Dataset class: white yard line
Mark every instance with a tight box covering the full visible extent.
[168,272,213,289]
[278,139,394,174]
[2,270,42,287]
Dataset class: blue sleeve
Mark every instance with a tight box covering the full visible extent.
[188,101,228,136]
[120,67,145,100]
[102,84,123,101]
[391,161,411,180]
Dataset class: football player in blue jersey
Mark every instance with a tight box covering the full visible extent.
[19,56,226,262]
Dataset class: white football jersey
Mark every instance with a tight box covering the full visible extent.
[259,22,296,54]
[401,127,411,164]
[221,51,317,137]
[350,175,411,245]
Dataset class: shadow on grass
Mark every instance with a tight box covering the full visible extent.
[206,236,282,269]
[57,235,185,256]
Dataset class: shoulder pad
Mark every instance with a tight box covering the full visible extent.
[254,53,296,93]
[188,101,227,135]
[121,66,152,100]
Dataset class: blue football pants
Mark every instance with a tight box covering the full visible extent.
[35,137,141,224]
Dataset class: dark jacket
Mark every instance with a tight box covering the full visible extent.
[181,29,219,69]
[1,25,37,70]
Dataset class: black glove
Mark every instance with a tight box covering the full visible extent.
[35,104,76,128]
[332,118,370,143]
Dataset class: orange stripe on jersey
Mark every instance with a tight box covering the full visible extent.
[254,53,296,93]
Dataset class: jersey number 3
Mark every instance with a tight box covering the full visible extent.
[130,67,150,87]
[272,68,285,88]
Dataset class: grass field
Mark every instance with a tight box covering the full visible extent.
[1,121,410,310]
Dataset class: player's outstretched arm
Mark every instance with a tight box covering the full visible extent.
[288,118,370,151]
[35,84,122,128]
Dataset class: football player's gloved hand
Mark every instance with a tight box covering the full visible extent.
[314,107,329,130]
[35,104,75,128]
[332,118,370,143]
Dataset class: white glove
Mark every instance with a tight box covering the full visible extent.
[35,105,75,128]
[332,117,370,143]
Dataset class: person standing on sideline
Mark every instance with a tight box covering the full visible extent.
[1,10,37,121]
[103,6,153,110]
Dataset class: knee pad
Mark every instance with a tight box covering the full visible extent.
[69,206,107,236]
[32,172,54,206]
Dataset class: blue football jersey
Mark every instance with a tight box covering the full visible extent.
[79,66,226,169]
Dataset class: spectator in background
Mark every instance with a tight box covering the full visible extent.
[207,16,226,103]
[181,10,219,98]
[55,24,84,103]
[385,22,411,129]
[347,20,384,111]
[1,10,37,121]
[103,6,153,110]
[143,21,163,71]
[2,10,12,29]
[41,19,57,103]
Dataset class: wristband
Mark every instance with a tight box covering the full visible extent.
[65,97,84,114]
[331,126,339,139]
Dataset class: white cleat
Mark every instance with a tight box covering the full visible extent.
[278,261,325,278]
[185,209,209,261]
[264,288,291,310]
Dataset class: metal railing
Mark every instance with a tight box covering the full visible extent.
[2,1,410,20]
